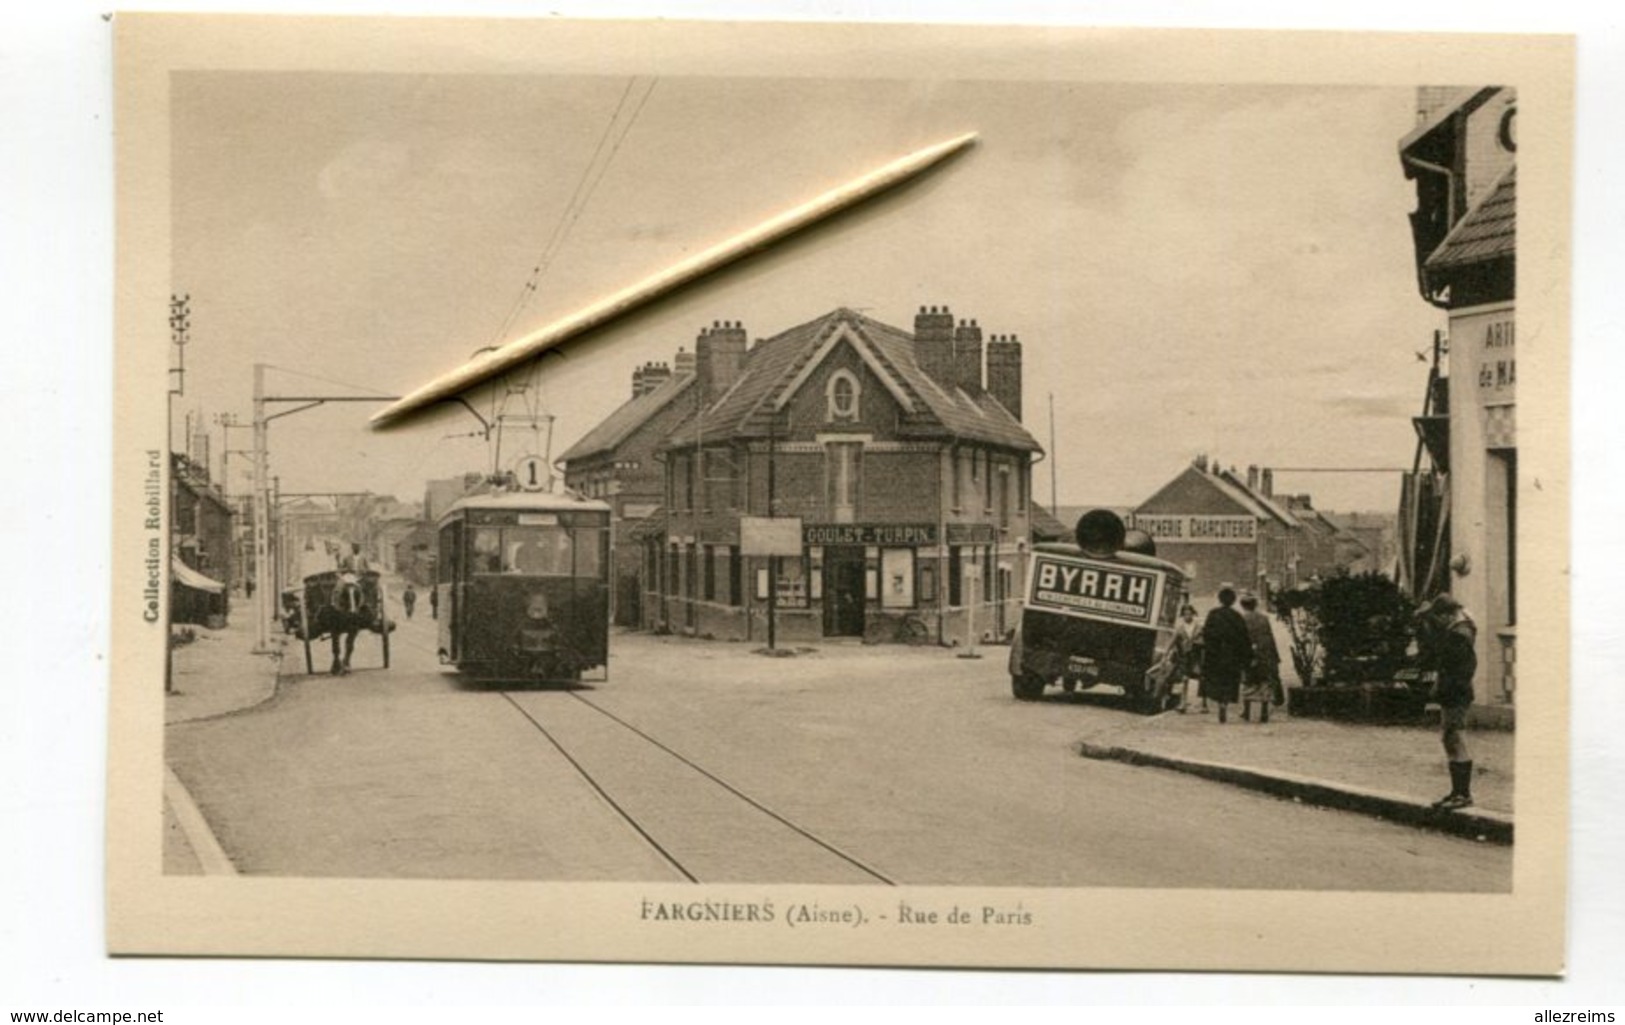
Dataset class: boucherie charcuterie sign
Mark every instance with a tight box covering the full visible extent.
[1026,552,1166,627]
[1128,514,1257,544]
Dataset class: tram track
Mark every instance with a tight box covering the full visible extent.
[499,689,897,886]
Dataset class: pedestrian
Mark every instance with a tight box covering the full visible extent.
[429,584,439,620]
[244,576,256,600]
[402,584,417,619]
[1238,591,1280,724]
[1170,604,1201,712]
[1415,595,1478,809]
[1200,583,1253,724]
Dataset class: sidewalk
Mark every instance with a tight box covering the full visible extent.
[1076,694,1514,843]
[164,608,286,874]
[166,609,285,725]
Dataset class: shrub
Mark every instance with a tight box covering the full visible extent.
[1274,571,1417,686]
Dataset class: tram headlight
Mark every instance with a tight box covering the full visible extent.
[526,592,550,621]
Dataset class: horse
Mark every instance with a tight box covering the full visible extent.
[316,574,372,675]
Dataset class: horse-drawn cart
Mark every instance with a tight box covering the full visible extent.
[286,570,393,675]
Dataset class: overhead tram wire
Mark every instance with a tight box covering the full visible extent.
[483,77,639,351]
[260,363,398,398]
[484,77,650,353]
[512,76,660,329]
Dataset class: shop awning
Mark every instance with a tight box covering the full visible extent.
[172,558,225,594]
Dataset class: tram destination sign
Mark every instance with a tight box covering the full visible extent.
[1027,552,1165,627]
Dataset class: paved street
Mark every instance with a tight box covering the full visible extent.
[165,588,1512,890]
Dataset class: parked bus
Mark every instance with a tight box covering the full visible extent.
[1009,509,1188,713]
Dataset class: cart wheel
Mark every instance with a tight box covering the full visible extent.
[298,594,314,675]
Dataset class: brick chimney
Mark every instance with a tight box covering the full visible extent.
[1261,468,1274,497]
[952,319,984,394]
[673,345,696,378]
[914,304,955,389]
[633,360,672,398]
[1247,465,1260,492]
[696,320,747,400]
[985,332,1023,420]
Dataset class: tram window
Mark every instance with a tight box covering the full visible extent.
[470,527,504,574]
[439,522,462,582]
[570,527,604,579]
[501,528,571,576]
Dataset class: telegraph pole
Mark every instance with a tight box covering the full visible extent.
[252,364,272,652]
[1048,392,1058,516]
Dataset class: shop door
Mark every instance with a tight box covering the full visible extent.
[822,547,866,637]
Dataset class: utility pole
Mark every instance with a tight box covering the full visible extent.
[766,410,778,652]
[1048,392,1058,516]
[166,295,190,693]
[252,363,272,652]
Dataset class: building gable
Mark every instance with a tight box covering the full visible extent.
[772,321,915,414]
[777,336,910,441]
[1136,466,1257,517]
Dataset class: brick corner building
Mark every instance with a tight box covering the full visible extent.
[575,305,1044,644]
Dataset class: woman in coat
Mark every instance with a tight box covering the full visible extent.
[1238,591,1281,723]
[1200,584,1254,724]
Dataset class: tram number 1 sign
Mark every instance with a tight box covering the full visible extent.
[1027,553,1163,627]
[514,455,549,491]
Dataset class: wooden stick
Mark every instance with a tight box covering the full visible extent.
[370,131,978,427]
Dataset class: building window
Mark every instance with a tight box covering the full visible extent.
[984,455,995,513]
[826,369,860,422]
[881,548,916,609]
[948,547,964,606]
[825,441,863,523]
[703,545,717,601]
[998,465,1011,529]
[918,562,937,604]
[728,545,742,606]
[755,557,810,607]
[949,446,962,512]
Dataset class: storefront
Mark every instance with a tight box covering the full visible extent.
[1399,86,1517,716]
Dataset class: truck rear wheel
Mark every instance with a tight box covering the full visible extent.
[1012,672,1047,701]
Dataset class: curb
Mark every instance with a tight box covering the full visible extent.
[1078,742,1513,845]
[164,766,238,876]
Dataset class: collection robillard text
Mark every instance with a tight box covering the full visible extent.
[141,449,163,623]
[639,898,1032,929]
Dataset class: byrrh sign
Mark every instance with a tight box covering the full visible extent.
[1027,552,1164,626]
[1128,514,1257,545]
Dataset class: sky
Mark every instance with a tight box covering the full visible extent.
[171,71,1444,514]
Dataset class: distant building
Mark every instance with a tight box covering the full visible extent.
[424,473,485,525]
[1130,458,1376,604]
[579,305,1042,644]
[171,452,234,586]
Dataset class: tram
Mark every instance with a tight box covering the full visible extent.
[435,489,612,684]
[1009,509,1189,713]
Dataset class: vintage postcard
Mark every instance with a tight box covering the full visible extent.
[110,15,1574,973]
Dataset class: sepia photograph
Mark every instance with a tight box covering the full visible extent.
[105,14,1573,974]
